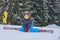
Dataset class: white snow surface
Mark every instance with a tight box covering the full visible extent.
[0,24,60,40]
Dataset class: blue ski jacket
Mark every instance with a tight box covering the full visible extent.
[18,18,40,32]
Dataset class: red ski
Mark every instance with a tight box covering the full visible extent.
[3,27,18,30]
[40,29,54,33]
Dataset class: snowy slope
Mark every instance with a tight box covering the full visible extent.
[0,24,60,40]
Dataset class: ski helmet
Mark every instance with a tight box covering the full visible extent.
[23,11,30,19]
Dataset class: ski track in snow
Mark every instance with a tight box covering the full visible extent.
[0,24,60,40]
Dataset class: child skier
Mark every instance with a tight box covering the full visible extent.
[21,11,32,32]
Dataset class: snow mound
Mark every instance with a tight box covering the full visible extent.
[46,24,60,28]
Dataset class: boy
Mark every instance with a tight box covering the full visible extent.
[21,11,32,32]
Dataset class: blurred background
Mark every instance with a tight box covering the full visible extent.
[0,0,60,26]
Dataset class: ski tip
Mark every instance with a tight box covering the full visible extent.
[3,27,8,30]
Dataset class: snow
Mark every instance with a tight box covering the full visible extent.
[0,24,60,40]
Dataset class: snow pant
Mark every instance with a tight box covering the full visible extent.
[18,25,40,32]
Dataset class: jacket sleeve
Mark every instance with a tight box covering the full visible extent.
[30,20,32,25]
[21,18,24,25]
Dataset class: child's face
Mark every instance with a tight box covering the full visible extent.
[24,14,30,19]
